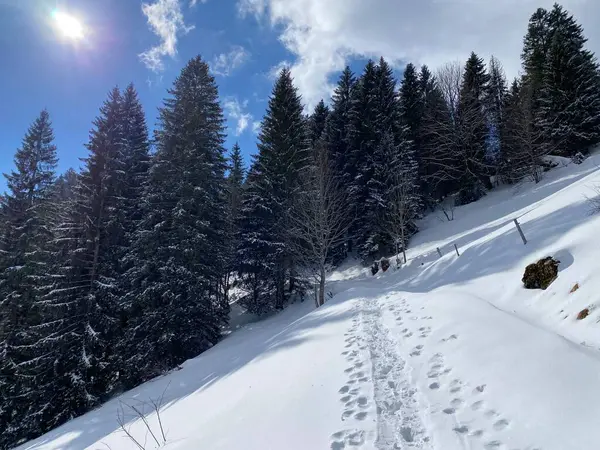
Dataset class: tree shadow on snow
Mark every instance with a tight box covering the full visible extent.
[17,296,356,450]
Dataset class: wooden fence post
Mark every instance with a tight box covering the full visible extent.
[514,218,527,245]
[454,243,460,257]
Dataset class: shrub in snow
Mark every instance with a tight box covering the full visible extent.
[522,257,560,290]
[572,152,586,165]
[577,308,590,320]
[371,261,379,276]
[381,258,390,272]
[570,283,580,293]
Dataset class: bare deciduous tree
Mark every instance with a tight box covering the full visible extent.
[287,143,351,307]
[387,169,414,265]
[436,61,463,120]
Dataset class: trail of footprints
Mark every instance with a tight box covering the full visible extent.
[392,301,538,450]
[331,312,372,449]
[334,300,540,450]
[425,340,536,449]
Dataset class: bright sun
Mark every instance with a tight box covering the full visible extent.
[51,10,84,40]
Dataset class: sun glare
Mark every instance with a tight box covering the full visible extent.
[51,10,84,40]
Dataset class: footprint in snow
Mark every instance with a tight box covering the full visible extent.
[493,419,510,431]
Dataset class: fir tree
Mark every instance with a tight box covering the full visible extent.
[123,56,230,382]
[237,68,310,311]
[0,110,58,446]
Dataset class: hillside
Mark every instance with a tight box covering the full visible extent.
[16,153,600,450]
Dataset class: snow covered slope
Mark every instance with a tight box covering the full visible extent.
[17,153,600,450]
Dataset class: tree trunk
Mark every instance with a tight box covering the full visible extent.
[401,227,407,263]
[319,267,326,307]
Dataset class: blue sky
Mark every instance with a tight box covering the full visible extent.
[0,0,292,191]
[1,0,599,193]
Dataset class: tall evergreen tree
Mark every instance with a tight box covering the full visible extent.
[537,4,600,155]
[347,60,381,259]
[237,68,310,312]
[326,66,356,187]
[399,63,424,194]
[325,66,356,258]
[228,142,245,217]
[30,88,129,432]
[225,143,245,292]
[457,52,492,203]
[309,99,330,145]
[522,7,552,101]
[0,110,58,446]
[487,56,508,165]
[123,57,230,381]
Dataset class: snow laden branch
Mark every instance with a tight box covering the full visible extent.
[286,142,351,307]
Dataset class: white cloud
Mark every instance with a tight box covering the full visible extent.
[238,0,600,109]
[224,97,256,136]
[139,0,194,72]
[190,0,207,6]
[252,121,261,134]
[212,46,251,76]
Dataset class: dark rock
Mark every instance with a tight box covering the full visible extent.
[381,258,390,272]
[371,261,379,276]
[522,257,560,290]
[577,308,590,320]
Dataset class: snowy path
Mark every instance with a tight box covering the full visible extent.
[327,286,600,450]
[362,296,429,449]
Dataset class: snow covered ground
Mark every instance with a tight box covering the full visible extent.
[16,152,600,450]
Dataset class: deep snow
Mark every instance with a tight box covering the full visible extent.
[16,152,600,450]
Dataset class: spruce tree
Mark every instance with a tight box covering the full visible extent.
[0,110,58,447]
[225,143,245,293]
[457,52,492,203]
[326,66,356,187]
[325,66,356,258]
[29,88,129,432]
[123,56,230,381]
[237,68,310,311]
[310,99,330,146]
[487,56,508,166]
[350,58,402,259]
[399,63,424,195]
[537,4,600,155]
[522,7,552,100]
[347,60,381,259]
